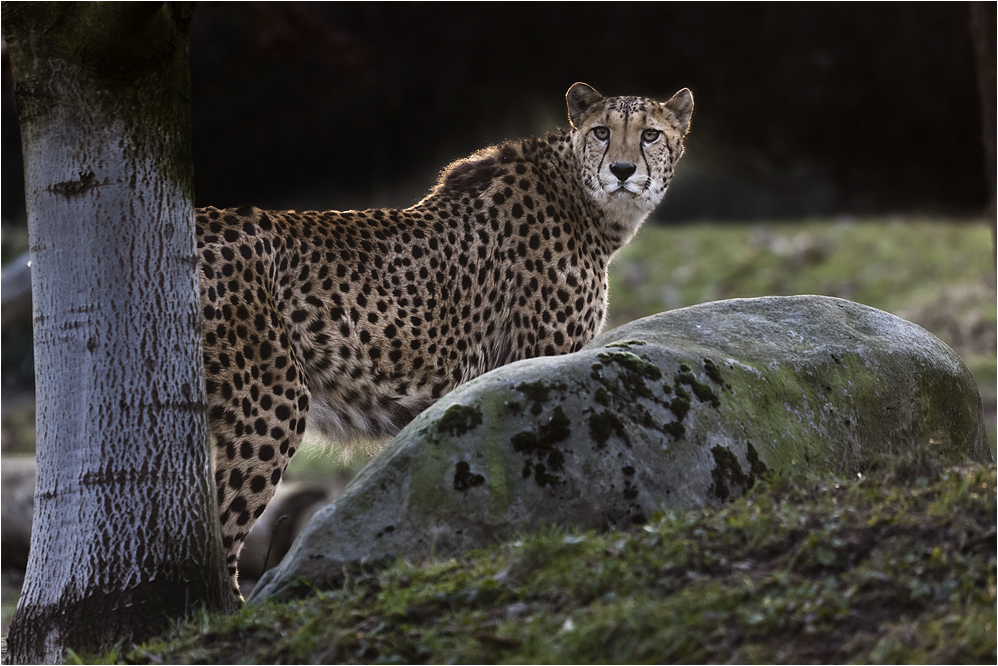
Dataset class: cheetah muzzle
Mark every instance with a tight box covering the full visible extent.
[197,82,693,598]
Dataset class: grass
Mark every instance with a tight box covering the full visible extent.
[606,217,994,328]
[123,448,996,664]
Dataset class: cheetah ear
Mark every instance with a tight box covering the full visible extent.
[567,82,603,129]
[664,88,694,135]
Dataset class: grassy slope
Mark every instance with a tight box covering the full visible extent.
[124,450,995,664]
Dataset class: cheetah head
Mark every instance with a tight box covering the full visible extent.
[567,82,693,244]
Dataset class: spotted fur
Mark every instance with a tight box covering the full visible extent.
[197,83,693,597]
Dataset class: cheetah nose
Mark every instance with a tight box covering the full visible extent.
[609,162,637,182]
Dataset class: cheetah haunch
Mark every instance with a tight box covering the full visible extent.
[197,83,693,597]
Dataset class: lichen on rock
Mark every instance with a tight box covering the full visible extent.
[435,403,483,438]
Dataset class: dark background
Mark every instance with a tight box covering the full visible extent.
[1,2,993,223]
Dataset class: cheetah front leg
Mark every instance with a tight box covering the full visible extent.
[203,300,309,599]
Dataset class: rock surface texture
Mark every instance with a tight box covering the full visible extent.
[249,296,991,602]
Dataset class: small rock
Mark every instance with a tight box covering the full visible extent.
[238,483,330,582]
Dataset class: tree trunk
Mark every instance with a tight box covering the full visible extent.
[2,3,236,663]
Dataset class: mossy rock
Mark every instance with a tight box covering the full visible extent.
[249,296,990,603]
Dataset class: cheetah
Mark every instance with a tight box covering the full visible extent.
[197,82,693,596]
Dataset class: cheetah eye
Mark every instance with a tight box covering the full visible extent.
[592,126,610,141]
[642,129,662,143]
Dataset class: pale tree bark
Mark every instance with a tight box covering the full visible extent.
[2,3,237,663]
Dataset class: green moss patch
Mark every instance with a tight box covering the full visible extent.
[675,363,721,408]
[511,406,572,488]
[452,461,485,492]
[594,351,664,401]
[669,388,691,421]
[703,358,725,385]
[587,411,628,449]
[605,339,648,349]
[597,351,663,381]
[435,403,483,438]
[515,379,567,415]
[709,443,770,502]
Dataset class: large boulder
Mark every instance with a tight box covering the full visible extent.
[249,296,991,602]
